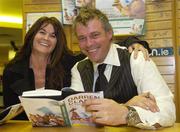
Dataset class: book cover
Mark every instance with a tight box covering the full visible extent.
[130,19,145,35]
[0,103,23,125]
[64,92,103,126]
[19,89,103,127]
[61,0,77,25]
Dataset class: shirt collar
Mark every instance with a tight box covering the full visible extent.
[104,43,121,66]
[93,43,121,70]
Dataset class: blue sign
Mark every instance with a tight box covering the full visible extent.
[150,47,173,57]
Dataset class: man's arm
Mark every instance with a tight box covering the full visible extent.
[83,52,175,129]
[70,62,85,91]
[129,51,176,129]
[125,92,159,112]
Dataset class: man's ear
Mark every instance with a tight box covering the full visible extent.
[107,30,113,41]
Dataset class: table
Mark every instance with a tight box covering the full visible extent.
[0,121,180,132]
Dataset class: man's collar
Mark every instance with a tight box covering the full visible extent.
[103,43,121,66]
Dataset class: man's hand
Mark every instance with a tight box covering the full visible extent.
[83,98,129,126]
[128,43,150,61]
[125,92,160,112]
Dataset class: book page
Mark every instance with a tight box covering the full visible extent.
[0,103,23,125]
[22,89,62,97]
[64,92,103,126]
[19,97,70,127]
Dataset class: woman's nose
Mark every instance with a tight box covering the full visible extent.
[43,34,49,40]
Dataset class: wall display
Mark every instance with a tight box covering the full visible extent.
[151,47,173,57]
[26,12,62,32]
[96,0,145,36]
[75,0,94,7]
[62,0,77,25]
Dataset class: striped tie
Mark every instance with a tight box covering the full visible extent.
[95,64,108,92]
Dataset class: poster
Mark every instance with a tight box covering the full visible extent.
[96,0,145,36]
[62,0,77,25]
[75,0,94,7]
[26,12,62,32]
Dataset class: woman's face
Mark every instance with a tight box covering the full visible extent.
[32,23,57,56]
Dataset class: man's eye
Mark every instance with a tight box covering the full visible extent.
[92,33,100,39]
[78,37,86,42]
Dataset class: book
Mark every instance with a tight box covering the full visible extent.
[19,88,103,127]
[0,103,23,125]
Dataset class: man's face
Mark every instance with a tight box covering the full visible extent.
[75,19,112,63]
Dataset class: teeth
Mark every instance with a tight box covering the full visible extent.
[40,43,48,47]
[88,48,97,53]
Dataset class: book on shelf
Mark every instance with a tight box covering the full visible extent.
[19,88,104,127]
[0,103,23,125]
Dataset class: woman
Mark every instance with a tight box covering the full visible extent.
[2,17,84,119]
[2,16,150,120]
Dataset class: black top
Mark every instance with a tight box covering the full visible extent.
[2,53,84,120]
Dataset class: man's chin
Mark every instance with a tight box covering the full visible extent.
[88,57,97,62]
[88,57,101,63]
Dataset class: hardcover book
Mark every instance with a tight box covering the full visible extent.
[19,88,103,127]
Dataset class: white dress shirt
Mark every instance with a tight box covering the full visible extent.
[70,43,176,129]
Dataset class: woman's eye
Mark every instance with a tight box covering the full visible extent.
[50,34,56,38]
[39,31,46,34]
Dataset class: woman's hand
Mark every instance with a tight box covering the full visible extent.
[128,43,150,61]
[125,92,160,112]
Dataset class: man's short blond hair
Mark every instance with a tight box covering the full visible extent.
[73,7,113,36]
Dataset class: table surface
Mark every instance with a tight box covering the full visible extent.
[0,121,180,132]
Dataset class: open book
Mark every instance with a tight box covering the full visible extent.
[19,88,103,127]
[0,103,23,125]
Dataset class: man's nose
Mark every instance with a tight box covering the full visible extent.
[86,37,93,46]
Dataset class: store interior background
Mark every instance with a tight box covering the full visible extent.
[0,0,180,121]
[0,0,22,108]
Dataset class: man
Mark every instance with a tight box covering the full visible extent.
[70,7,175,129]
